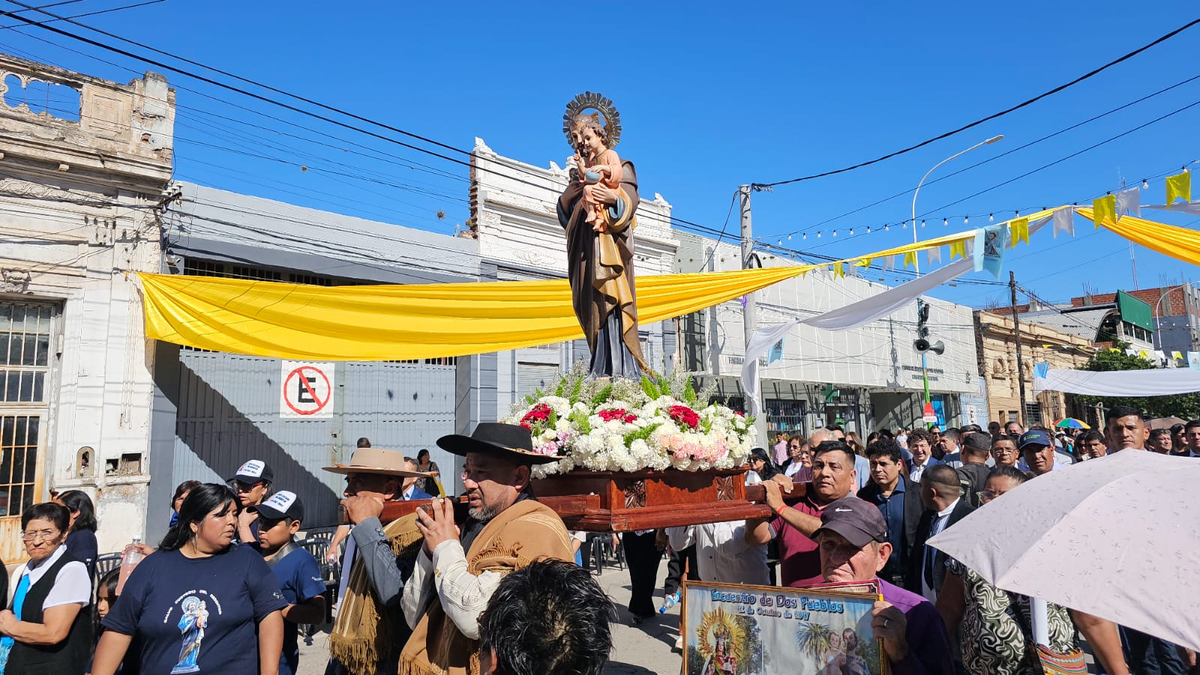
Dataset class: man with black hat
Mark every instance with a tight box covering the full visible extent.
[322,447,430,675]
[400,423,574,675]
[231,458,274,544]
[812,496,954,674]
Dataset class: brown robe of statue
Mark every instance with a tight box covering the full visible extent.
[557,158,649,377]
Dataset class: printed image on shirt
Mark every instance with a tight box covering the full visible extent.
[172,593,213,673]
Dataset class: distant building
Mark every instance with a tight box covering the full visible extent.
[973,311,1093,427]
[994,290,1157,357]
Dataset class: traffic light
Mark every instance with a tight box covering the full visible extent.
[914,298,945,355]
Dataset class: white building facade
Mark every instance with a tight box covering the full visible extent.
[0,55,174,561]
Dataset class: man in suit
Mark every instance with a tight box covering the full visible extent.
[857,437,923,587]
[906,464,974,603]
[401,457,436,500]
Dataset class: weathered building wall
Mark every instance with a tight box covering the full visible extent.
[0,54,173,560]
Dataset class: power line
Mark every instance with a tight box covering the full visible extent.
[916,97,1200,217]
[768,71,1200,240]
[0,0,164,30]
[0,7,743,242]
[753,16,1200,189]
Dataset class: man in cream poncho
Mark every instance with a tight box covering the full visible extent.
[400,423,574,675]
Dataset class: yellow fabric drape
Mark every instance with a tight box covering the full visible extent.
[139,266,813,361]
[137,206,1083,362]
[1077,208,1200,268]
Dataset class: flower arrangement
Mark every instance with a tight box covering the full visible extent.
[504,365,756,477]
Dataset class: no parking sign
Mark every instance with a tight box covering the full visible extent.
[280,361,335,419]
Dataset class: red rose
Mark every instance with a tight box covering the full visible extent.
[598,408,628,422]
[623,414,638,423]
[668,405,700,430]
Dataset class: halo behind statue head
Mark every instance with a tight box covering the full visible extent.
[563,91,622,150]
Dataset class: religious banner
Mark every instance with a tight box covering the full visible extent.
[973,223,1008,279]
[682,580,887,675]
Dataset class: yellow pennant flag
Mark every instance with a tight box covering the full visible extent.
[855,257,873,268]
[903,251,916,268]
[1092,195,1117,229]
[949,240,966,260]
[1108,347,1121,353]
[1167,170,1192,204]
[1008,217,1030,247]
[833,262,846,279]
[1138,349,1149,358]
[1172,351,1184,360]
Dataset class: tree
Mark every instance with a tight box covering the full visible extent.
[1075,342,1200,419]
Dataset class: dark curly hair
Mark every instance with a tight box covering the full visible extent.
[479,559,615,675]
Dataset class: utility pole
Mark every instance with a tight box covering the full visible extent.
[739,185,768,444]
[1010,271,1027,427]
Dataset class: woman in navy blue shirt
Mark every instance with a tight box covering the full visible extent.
[54,490,99,583]
[91,483,286,675]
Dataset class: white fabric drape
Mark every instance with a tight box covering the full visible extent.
[740,216,1051,415]
[1034,368,1200,396]
[741,259,972,416]
[1144,201,1200,216]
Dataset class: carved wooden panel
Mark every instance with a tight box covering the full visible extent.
[623,480,647,509]
[715,475,735,501]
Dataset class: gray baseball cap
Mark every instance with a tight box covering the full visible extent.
[813,497,888,548]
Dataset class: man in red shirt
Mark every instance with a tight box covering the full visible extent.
[745,440,857,587]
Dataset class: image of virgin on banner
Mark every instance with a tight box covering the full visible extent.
[682,581,886,675]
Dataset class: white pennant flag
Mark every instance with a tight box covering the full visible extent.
[964,239,974,256]
[1126,348,1139,357]
[926,247,942,265]
[1053,209,1074,239]
[882,255,895,271]
[1116,187,1141,220]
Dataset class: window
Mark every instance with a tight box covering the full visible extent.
[0,301,53,519]
[1024,403,1043,426]
[681,312,706,372]
[0,303,51,404]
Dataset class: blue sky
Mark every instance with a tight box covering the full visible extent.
[2,1,1199,308]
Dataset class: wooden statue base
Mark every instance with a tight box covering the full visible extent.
[372,472,798,531]
[532,468,773,531]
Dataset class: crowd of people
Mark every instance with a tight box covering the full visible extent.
[619,407,1196,675]
[2,409,1196,674]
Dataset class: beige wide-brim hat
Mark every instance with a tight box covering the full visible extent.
[322,447,429,477]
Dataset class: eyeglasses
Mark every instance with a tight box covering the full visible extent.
[979,491,1002,504]
[21,529,59,541]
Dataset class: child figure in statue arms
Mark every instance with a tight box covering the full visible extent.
[569,112,623,233]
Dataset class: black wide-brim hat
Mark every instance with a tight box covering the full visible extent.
[437,422,563,465]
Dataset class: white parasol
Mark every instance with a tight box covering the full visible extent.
[927,450,1200,651]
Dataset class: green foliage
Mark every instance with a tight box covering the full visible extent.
[554,377,567,398]
[623,422,662,447]
[569,408,591,436]
[641,374,659,399]
[683,377,698,406]
[1075,341,1200,418]
[569,374,584,404]
[591,383,614,406]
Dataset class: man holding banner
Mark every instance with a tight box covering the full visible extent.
[813,497,954,675]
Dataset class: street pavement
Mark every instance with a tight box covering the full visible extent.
[297,562,681,674]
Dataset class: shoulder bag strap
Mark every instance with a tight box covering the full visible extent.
[266,541,299,569]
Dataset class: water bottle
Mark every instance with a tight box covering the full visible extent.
[116,536,143,595]
[659,591,680,613]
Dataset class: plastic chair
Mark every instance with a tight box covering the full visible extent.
[95,552,122,579]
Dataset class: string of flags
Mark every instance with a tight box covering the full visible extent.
[765,166,1194,250]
